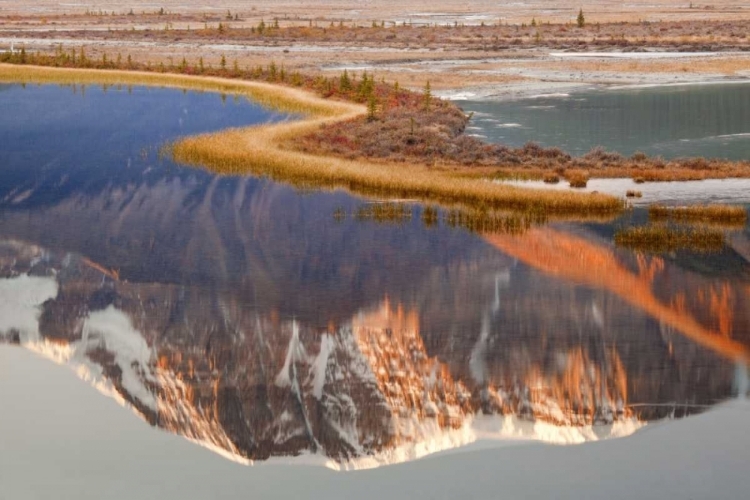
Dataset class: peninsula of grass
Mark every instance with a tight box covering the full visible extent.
[2,57,631,216]
[1,51,746,217]
[614,225,726,253]
[649,204,747,225]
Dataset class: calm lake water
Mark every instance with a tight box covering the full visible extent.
[0,84,749,469]
[460,82,750,159]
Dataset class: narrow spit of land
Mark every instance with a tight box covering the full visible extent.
[2,56,748,220]
[0,63,625,217]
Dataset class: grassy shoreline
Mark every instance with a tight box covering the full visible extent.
[0,63,625,216]
[0,63,346,117]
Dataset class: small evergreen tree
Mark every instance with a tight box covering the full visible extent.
[366,94,378,121]
[577,8,585,28]
[422,81,432,111]
[339,69,352,91]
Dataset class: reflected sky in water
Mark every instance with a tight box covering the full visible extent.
[0,84,748,464]
[461,82,750,159]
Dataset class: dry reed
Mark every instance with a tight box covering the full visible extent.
[649,204,747,224]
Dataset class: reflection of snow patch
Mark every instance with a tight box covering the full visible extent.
[275,321,308,387]
[333,413,643,470]
[469,315,490,384]
[735,363,749,399]
[0,275,58,340]
[310,334,332,399]
[0,275,156,419]
[83,306,156,410]
[591,303,604,328]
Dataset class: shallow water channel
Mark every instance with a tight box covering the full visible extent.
[0,84,748,468]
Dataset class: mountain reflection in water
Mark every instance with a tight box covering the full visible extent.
[0,84,748,465]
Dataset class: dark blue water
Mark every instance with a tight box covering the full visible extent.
[1,83,290,209]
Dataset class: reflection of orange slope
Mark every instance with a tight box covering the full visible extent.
[352,298,471,429]
[484,228,750,363]
[352,299,630,425]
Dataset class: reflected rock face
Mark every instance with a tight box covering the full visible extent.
[1,239,744,463]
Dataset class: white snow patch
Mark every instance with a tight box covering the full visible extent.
[438,90,477,100]
[608,79,750,90]
[528,92,570,98]
[551,51,731,59]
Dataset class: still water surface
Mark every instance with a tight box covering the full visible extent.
[461,82,750,159]
[0,84,748,466]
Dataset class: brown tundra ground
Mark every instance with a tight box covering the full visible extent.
[1,0,749,94]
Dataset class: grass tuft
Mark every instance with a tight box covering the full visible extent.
[649,204,747,224]
[614,225,726,253]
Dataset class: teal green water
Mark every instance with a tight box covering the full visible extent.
[461,83,750,160]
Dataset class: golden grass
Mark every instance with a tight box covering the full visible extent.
[0,64,625,216]
[614,225,726,253]
[173,122,624,215]
[649,204,748,224]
